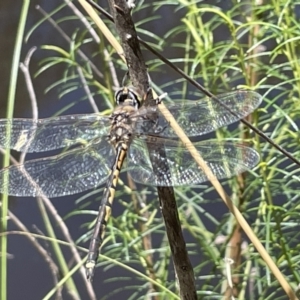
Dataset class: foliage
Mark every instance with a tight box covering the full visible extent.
[2,0,300,299]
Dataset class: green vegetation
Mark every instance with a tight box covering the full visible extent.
[1,1,300,299]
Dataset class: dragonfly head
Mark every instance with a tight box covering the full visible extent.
[115,86,141,109]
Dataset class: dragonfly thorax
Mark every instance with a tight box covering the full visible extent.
[108,104,138,145]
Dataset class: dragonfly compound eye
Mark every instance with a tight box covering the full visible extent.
[115,87,141,109]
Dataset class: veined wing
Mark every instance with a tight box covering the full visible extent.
[0,139,115,197]
[127,137,259,186]
[0,113,111,152]
[149,91,262,137]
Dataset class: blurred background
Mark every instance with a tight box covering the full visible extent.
[1,1,300,299]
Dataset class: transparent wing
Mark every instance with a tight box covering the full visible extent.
[0,139,116,197]
[0,114,111,152]
[127,138,259,186]
[146,91,262,137]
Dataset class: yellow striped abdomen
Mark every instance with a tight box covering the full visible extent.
[86,142,128,280]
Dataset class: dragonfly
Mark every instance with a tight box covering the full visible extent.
[0,84,262,280]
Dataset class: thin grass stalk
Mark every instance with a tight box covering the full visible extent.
[127,175,160,298]
[79,1,190,297]
[7,0,298,297]
[160,7,300,298]
[7,210,61,297]
[223,2,263,298]
[42,260,86,300]
[79,1,298,298]
[19,46,81,298]
[36,5,104,80]
[102,254,180,299]
[100,1,196,297]
[36,198,80,299]
[0,2,30,300]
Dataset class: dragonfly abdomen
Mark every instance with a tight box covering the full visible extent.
[86,142,128,280]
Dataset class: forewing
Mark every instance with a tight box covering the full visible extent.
[128,138,259,186]
[0,114,110,152]
[0,139,115,197]
[151,91,262,137]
